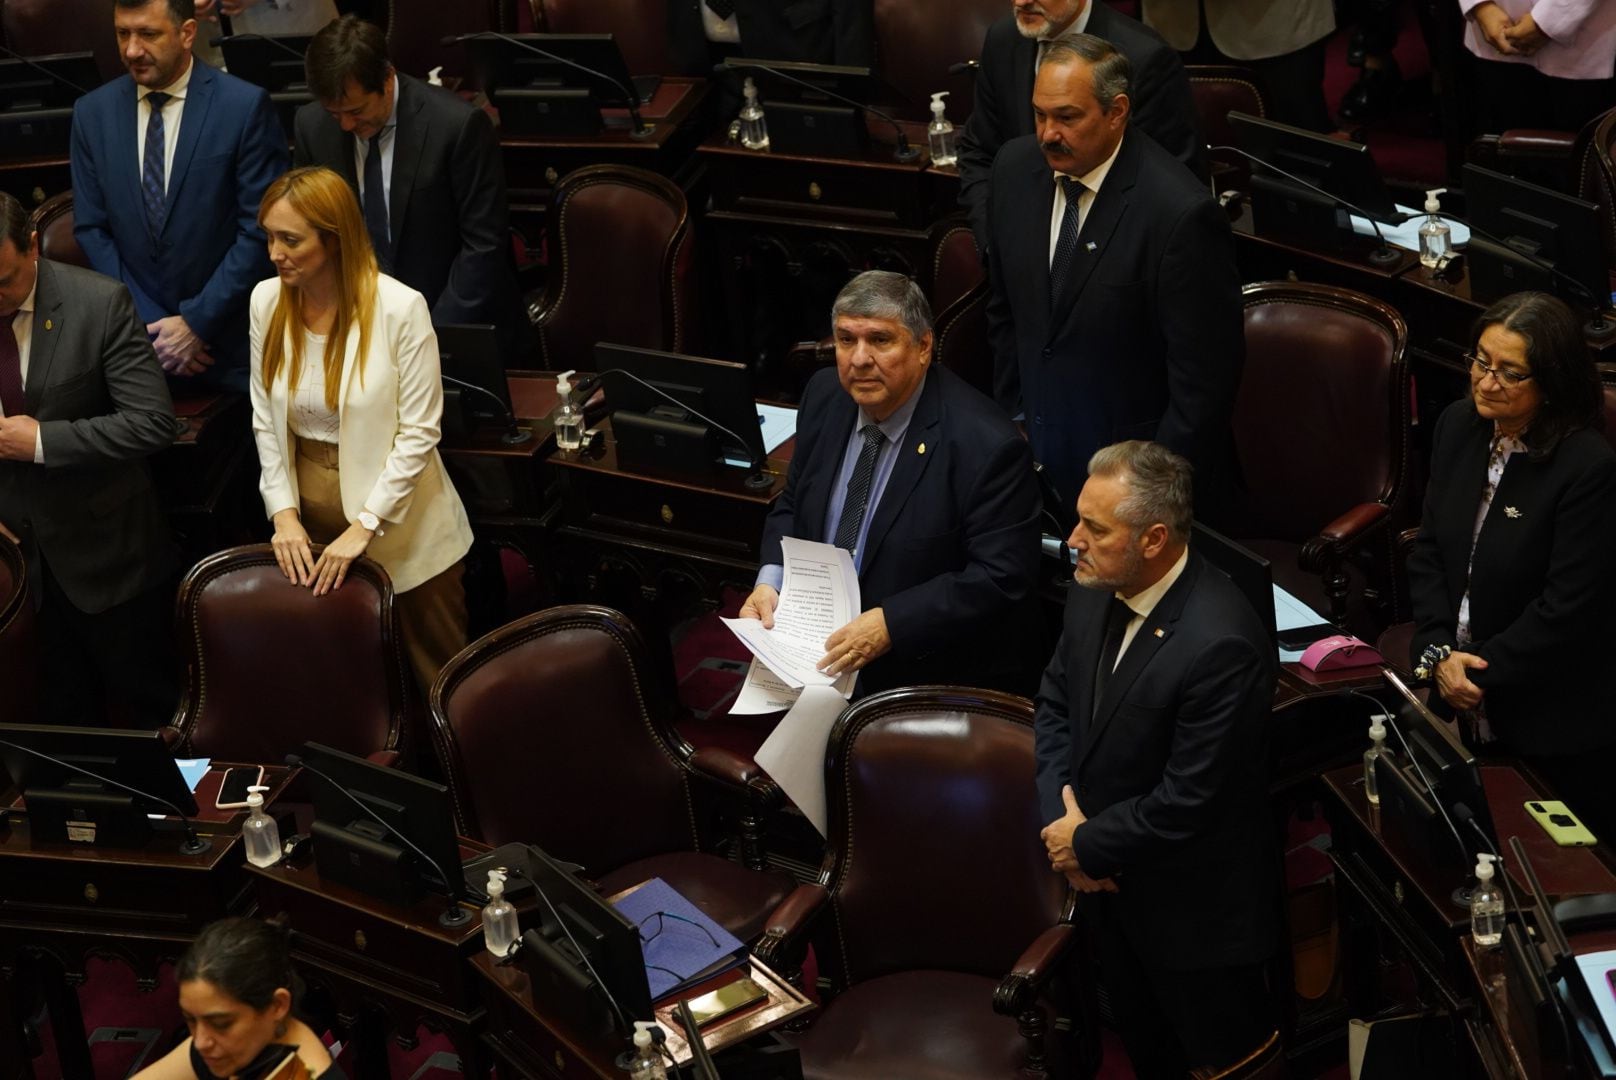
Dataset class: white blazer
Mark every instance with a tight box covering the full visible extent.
[249,274,474,594]
[1140,0,1336,61]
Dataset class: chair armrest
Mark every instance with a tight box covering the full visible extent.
[365,750,401,768]
[689,746,784,808]
[159,725,183,750]
[1498,128,1577,158]
[1299,502,1390,572]
[752,883,830,976]
[993,922,1080,1016]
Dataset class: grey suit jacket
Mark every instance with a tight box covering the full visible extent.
[0,260,178,614]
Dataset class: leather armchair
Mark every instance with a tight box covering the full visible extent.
[527,165,696,368]
[930,220,992,397]
[29,192,89,269]
[753,686,1082,1079]
[872,0,1005,118]
[1467,106,1616,258]
[1232,282,1411,628]
[1,0,123,82]
[536,0,668,75]
[0,531,38,726]
[429,604,792,942]
[1186,65,1267,191]
[385,0,502,80]
[168,545,407,765]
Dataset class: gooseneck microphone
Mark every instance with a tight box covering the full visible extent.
[0,43,91,98]
[720,58,922,163]
[1210,142,1403,267]
[594,367,775,490]
[285,753,473,929]
[441,373,532,446]
[443,31,653,140]
[0,736,211,855]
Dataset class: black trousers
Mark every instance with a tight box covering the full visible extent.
[1088,894,1278,1078]
[1470,55,1616,135]
[37,558,178,728]
[1184,0,1333,132]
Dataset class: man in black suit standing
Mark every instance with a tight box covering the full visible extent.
[1036,440,1279,1076]
[957,0,1203,258]
[668,0,874,75]
[741,270,1043,697]
[986,35,1241,511]
[0,192,180,726]
[294,16,524,357]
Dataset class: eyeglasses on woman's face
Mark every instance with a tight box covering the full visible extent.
[1466,352,1534,389]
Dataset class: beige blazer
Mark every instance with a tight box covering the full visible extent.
[1140,0,1336,61]
[249,274,473,593]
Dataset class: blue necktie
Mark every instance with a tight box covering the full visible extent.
[833,424,885,552]
[1048,175,1086,310]
[142,91,171,239]
[363,131,393,272]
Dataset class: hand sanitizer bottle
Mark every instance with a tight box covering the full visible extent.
[1419,188,1450,269]
[739,77,770,152]
[626,1022,668,1079]
[243,786,282,868]
[1363,713,1394,806]
[553,369,583,451]
[928,91,957,166]
[482,870,520,958]
[1471,854,1504,947]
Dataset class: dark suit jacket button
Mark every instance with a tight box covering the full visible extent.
[1042,347,1052,358]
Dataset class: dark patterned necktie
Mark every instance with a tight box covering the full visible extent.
[142,92,171,238]
[707,0,737,19]
[1093,596,1133,717]
[363,132,393,272]
[0,312,23,418]
[1048,175,1086,310]
[833,424,885,552]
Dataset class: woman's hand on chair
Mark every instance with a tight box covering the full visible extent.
[310,522,374,597]
[270,509,316,586]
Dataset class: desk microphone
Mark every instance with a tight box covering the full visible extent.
[718,58,922,163]
[946,60,980,78]
[595,367,775,490]
[0,43,91,98]
[284,753,474,929]
[441,373,532,446]
[0,736,211,855]
[1447,216,1616,339]
[1209,142,1403,267]
[443,31,653,140]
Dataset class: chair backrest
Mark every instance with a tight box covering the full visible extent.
[1583,107,1616,270]
[1,0,123,83]
[815,687,1067,985]
[1186,64,1265,190]
[171,545,406,761]
[1599,367,1616,456]
[872,0,1004,118]
[384,0,502,80]
[537,0,668,75]
[430,604,699,873]
[929,221,993,396]
[1233,281,1409,543]
[30,191,88,268]
[531,165,694,367]
[0,533,38,725]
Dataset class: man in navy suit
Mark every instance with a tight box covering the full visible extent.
[985,36,1241,513]
[742,270,1043,697]
[1035,440,1279,1075]
[70,0,287,393]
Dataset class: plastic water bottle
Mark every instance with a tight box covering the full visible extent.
[626,1022,667,1079]
[553,369,584,451]
[1419,187,1451,269]
[242,786,282,868]
[482,870,520,958]
[1363,713,1393,806]
[1471,853,1504,948]
[738,77,770,152]
[928,91,957,167]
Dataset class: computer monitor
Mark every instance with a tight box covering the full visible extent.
[594,342,769,485]
[1191,523,1278,648]
[0,723,199,848]
[1380,667,1498,867]
[213,34,312,93]
[724,58,885,157]
[300,741,467,908]
[1228,111,1407,254]
[462,33,654,107]
[0,51,99,111]
[1462,163,1611,317]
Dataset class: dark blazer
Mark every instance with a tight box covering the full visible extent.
[0,261,178,614]
[70,59,287,391]
[759,365,1044,696]
[1408,401,1616,756]
[668,0,875,74]
[985,128,1242,510]
[1034,549,1279,970]
[957,7,1206,258]
[293,74,523,356]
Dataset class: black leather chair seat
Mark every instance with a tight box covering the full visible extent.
[787,970,1029,1080]
[598,852,794,944]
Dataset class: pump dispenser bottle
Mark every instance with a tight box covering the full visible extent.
[739,77,770,151]
[626,1021,668,1079]
[482,870,520,958]
[928,91,957,166]
[243,786,282,868]
[1471,854,1504,947]
[1419,188,1451,269]
[553,369,584,451]
[1363,714,1394,806]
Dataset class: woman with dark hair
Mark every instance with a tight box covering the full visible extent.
[1408,291,1616,839]
[134,918,344,1079]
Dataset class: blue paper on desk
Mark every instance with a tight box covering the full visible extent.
[611,876,747,1000]
[722,404,798,468]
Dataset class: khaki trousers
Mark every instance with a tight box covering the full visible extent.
[294,438,467,700]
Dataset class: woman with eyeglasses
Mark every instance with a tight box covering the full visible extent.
[1407,291,1616,840]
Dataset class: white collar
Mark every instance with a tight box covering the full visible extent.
[137,55,194,102]
[1117,545,1189,619]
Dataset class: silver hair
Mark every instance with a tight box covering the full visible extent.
[831,270,933,344]
[1037,34,1133,113]
[1087,440,1193,542]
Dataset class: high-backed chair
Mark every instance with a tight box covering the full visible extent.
[385,0,503,80]
[1231,282,1411,628]
[168,545,407,764]
[528,165,696,368]
[429,604,792,942]
[0,532,38,727]
[872,0,1005,118]
[1,0,123,82]
[755,687,1082,1079]
[931,221,992,397]
[537,0,668,75]
[30,192,89,269]
[1186,64,1267,190]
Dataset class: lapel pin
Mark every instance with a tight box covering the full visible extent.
[1153,627,1165,638]
[917,443,926,455]
[44,319,52,331]
[1504,506,1521,518]
[1084,241,1098,252]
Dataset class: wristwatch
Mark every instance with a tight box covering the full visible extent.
[357,510,382,535]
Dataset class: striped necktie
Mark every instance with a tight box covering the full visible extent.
[833,424,885,552]
[142,91,172,238]
[1048,175,1085,309]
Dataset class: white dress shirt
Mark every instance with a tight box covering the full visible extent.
[1,273,45,463]
[1110,545,1190,669]
[1035,3,1095,68]
[136,58,194,191]
[353,74,401,212]
[1048,134,1124,268]
[702,0,741,43]
[288,330,342,443]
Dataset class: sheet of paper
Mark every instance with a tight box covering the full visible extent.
[1273,584,1329,663]
[1574,949,1616,1064]
[721,403,798,466]
[730,657,802,714]
[753,685,848,837]
[175,758,212,793]
[1348,205,1471,251]
[722,537,860,689]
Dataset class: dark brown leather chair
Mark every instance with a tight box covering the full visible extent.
[872,0,1004,117]
[528,165,696,368]
[1186,64,1267,190]
[1468,106,1616,255]
[429,604,792,942]
[167,545,407,764]
[1,0,123,82]
[29,191,89,269]
[385,0,502,81]
[537,0,668,75]
[1232,282,1411,628]
[0,532,38,726]
[931,221,992,398]
[755,686,1082,1079]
